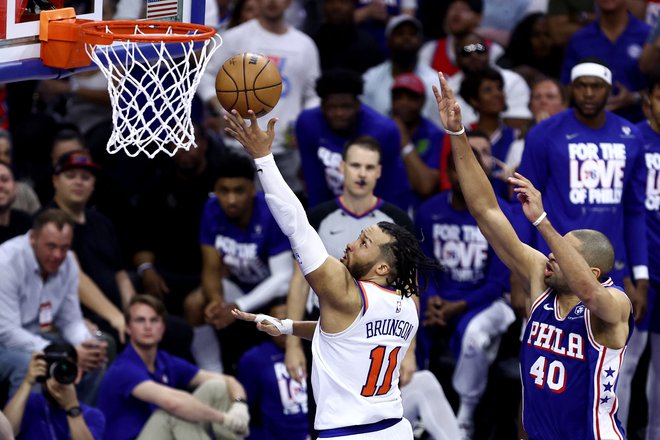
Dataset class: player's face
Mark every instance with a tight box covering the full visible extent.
[529,17,552,58]
[322,93,361,134]
[215,177,256,222]
[340,145,381,198]
[544,234,583,293]
[455,35,488,74]
[341,225,391,280]
[126,303,165,348]
[473,79,505,116]
[596,0,627,13]
[571,76,610,119]
[0,137,11,164]
[256,0,291,21]
[648,84,660,131]
[391,89,425,124]
[530,80,565,122]
[323,0,355,25]
[0,163,16,211]
[30,223,73,275]
[53,168,96,206]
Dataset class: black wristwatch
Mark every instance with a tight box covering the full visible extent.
[66,406,82,418]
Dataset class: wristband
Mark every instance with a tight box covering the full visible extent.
[255,314,293,335]
[401,143,415,158]
[532,211,547,227]
[137,262,154,277]
[444,126,465,136]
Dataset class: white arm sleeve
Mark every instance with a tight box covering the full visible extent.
[234,251,294,312]
[253,154,329,275]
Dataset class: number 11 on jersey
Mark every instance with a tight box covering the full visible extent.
[361,345,401,397]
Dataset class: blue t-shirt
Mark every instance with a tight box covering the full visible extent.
[415,191,511,363]
[518,109,648,285]
[97,344,199,440]
[18,393,105,440]
[561,13,650,122]
[296,103,411,210]
[637,120,660,283]
[238,341,309,440]
[199,192,290,293]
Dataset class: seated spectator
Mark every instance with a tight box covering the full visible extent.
[640,17,660,76]
[353,0,416,54]
[476,0,530,46]
[97,295,249,440]
[497,12,564,82]
[3,343,105,439]
[0,129,40,215]
[238,298,309,440]
[185,150,293,374]
[296,69,410,209]
[0,209,107,400]
[313,0,384,74]
[546,0,596,48]
[0,161,32,244]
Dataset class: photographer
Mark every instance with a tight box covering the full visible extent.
[3,343,105,440]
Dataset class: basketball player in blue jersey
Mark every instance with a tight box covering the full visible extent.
[434,72,634,440]
[223,109,441,439]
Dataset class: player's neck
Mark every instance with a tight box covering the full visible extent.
[132,341,158,372]
[339,194,378,216]
[258,17,288,35]
[53,196,86,224]
[232,202,254,230]
[574,109,607,129]
[0,207,10,226]
[555,292,581,319]
[599,9,629,42]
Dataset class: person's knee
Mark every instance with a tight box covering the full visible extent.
[194,378,231,410]
[183,289,206,325]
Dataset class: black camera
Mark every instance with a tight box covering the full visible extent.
[37,351,78,385]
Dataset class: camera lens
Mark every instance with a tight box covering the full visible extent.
[51,359,77,385]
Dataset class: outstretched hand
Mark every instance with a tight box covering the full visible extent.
[433,72,463,133]
[224,110,277,159]
[231,309,286,337]
[508,173,545,224]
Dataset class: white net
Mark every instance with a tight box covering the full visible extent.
[85,25,222,158]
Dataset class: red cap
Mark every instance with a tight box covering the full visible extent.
[54,150,100,175]
[392,73,425,95]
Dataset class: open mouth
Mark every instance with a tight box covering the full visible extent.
[356,179,366,187]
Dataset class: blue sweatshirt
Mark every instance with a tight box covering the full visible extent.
[637,120,660,283]
[518,109,648,285]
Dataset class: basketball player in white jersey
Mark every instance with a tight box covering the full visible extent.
[224,109,441,439]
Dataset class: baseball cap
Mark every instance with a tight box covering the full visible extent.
[392,73,425,95]
[54,150,100,175]
[385,15,422,38]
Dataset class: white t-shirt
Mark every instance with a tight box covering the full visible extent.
[198,19,321,154]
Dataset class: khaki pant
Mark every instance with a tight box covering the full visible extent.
[137,379,242,440]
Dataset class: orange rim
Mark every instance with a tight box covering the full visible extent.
[79,20,217,44]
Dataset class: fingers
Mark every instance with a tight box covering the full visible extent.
[437,71,454,101]
[266,117,278,134]
[231,309,256,322]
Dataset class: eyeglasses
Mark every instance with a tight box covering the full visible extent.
[460,43,487,56]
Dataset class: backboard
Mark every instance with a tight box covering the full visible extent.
[0,0,205,83]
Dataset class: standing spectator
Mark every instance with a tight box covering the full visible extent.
[640,18,660,76]
[238,298,309,440]
[561,0,651,122]
[199,0,320,194]
[476,0,531,46]
[296,69,410,209]
[97,295,249,440]
[390,73,444,204]
[497,13,564,82]
[447,32,532,129]
[518,63,649,422]
[354,0,417,54]
[620,75,660,440]
[313,0,384,74]
[186,150,293,374]
[0,161,32,244]
[0,209,107,397]
[3,344,105,439]
[419,0,503,77]
[546,0,596,48]
[362,15,443,128]
[416,148,515,440]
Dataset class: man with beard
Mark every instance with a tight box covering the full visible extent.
[224,108,442,438]
[184,149,292,374]
[296,69,410,209]
[435,71,633,440]
[361,15,443,128]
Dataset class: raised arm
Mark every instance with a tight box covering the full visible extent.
[433,72,545,290]
[223,111,362,319]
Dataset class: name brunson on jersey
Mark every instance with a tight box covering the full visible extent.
[366,319,415,341]
[527,321,585,360]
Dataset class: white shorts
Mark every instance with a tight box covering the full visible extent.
[317,418,413,439]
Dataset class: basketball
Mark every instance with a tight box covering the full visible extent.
[216,53,282,118]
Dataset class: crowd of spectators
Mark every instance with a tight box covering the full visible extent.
[0,0,659,439]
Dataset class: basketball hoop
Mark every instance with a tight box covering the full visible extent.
[40,9,222,158]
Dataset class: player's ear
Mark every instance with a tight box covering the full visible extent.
[375,262,391,277]
[590,267,601,280]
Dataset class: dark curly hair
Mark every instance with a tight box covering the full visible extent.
[377,222,443,297]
